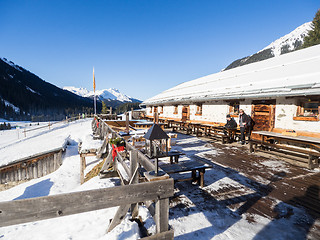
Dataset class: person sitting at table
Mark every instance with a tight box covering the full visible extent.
[224,114,237,142]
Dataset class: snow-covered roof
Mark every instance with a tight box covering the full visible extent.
[143,44,320,106]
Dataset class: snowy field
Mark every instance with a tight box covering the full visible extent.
[0,120,318,239]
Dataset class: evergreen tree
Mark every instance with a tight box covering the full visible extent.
[101,101,108,114]
[303,9,320,48]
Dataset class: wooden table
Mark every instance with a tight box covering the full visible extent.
[160,160,212,187]
[167,150,185,164]
[250,131,320,169]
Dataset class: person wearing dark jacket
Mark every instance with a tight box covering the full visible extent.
[239,109,250,144]
[224,114,237,142]
[225,114,237,129]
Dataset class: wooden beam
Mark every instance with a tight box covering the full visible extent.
[107,204,131,232]
[116,153,131,177]
[0,178,174,227]
[97,138,107,158]
[141,229,174,240]
[100,148,113,172]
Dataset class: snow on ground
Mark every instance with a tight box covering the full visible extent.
[0,120,93,166]
[0,120,69,150]
[259,160,291,173]
[0,123,318,239]
[0,119,140,240]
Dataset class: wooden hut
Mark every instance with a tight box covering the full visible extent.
[142,44,320,138]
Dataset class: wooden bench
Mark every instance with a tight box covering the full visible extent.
[250,131,320,169]
[201,124,229,144]
[160,160,212,187]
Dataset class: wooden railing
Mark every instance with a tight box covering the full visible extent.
[0,115,174,239]
[0,179,174,228]
[91,116,174,237]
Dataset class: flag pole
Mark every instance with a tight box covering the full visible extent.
[93,67,96,115]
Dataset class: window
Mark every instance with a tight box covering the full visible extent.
[297,101,319,117]
[159,106,164,114]
[229,102,240,116]
[149,107,152,113]
[294,100,319,121]
[173,105,178,114]
[195,104,202,115]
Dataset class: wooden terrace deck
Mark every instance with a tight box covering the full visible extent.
[170,134,320,239]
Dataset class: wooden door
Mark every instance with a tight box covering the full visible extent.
[251,100,276,132]
[181,106,190,122]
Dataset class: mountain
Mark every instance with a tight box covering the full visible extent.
[63,86,141,104]
[0,58,99,120]
[224,22,313,71]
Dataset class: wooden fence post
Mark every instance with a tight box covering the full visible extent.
[130,150,139,218]
[155,198,169,233]
[80,154,86,184]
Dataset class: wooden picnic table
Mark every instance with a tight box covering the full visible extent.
[160,159,212,187]
[134,122,165,129]
[252,131,320,145]
[169,120,242,144]
[167,150,185,164]
[250,131,320,169]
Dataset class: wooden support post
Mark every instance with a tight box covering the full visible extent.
[125,112,129,134]
[221,135,227,144]
[155,198,169,233]
[191,170,196,182]
[80,154,86,184]
[130,150,139,219]
[249,141,254,153]
[308,155,318,169]
[199,169,205,187]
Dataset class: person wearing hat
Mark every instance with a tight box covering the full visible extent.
[224,114,237,142]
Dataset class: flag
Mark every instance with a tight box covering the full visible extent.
[93,67,96,92]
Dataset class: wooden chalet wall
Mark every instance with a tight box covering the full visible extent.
[146,96,320,135]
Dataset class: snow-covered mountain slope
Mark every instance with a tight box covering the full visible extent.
[63,86,91,97]
[261,21,312,57]
[225,21,313,70]
[0,58,95,120]
[63,86,141,103]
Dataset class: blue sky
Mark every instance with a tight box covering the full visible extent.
[0,0,318,100]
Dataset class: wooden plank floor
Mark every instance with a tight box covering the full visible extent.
[170,134,320,239]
